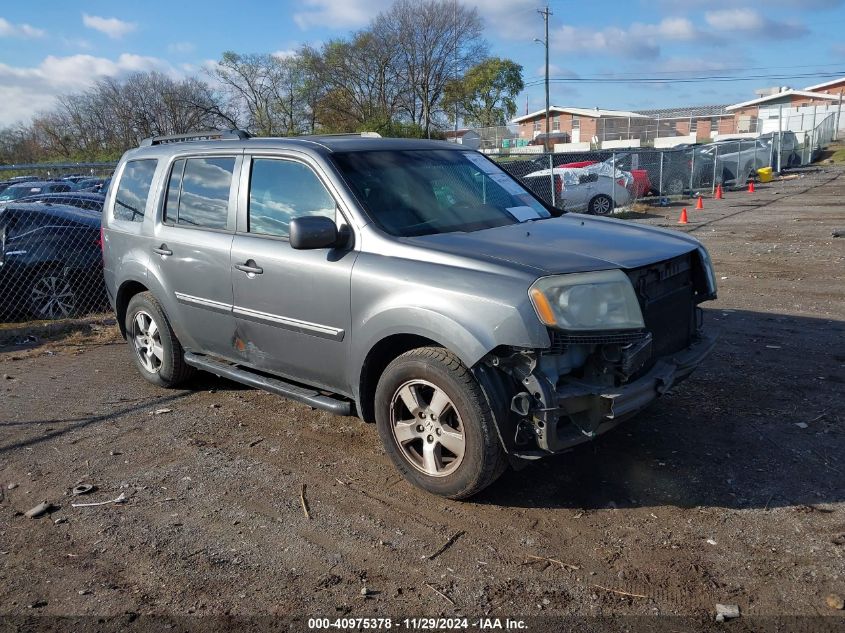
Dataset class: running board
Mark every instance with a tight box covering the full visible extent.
[183,352,352,416]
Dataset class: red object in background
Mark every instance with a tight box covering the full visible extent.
[559,160,595,169]
[628,170,651,197]
[558,160,651,197]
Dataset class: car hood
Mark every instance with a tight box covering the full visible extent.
[403,214,700,275]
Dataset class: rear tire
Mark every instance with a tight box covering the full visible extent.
[374,347,507,499]
[588,194,613,216]
[125,292,194,388]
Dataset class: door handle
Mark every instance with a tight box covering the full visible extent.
[152,244,172,256]
[235,260,263,275]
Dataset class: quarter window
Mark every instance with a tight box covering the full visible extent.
[164,157,235,229]
[113,159,157,222]
[248,159,336,238]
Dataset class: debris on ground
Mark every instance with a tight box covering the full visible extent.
[715,604,741,622]
[71,484,96,496]
[153,408,172,415]
[71,492,127,508]
[24,502,53,519]
[426,530,465,561]
[826,594,844,610]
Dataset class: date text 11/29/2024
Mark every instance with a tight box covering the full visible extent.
[307,617,528,630]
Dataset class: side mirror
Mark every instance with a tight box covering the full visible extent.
[289,215,339,250]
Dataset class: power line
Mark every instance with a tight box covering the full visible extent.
[522,70,845,87]
[528,62,845,79]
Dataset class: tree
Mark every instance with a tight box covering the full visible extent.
[17,72,234,161]
[311,31,407,134]
[373,0,487,137]
[443,57,524,128]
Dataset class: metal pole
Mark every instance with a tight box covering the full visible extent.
[538,5,552,152]
[689,145,695,194]
[659,151,664,199]
[777,104,783,172]
[712,144,718,195]
[612,150,616,211]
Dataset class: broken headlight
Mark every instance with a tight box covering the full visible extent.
[529,269,644,331]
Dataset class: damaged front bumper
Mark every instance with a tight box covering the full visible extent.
[500,331,718,458]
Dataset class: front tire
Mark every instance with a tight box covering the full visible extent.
[374,347,507,499]
[125,292,194,388]
[588,194,613,215]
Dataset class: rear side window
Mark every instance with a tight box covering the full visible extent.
[114,159,157,222]
[164,157,235,229]
[248,159,335,237]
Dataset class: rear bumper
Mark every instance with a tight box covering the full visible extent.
[538,331,718,453]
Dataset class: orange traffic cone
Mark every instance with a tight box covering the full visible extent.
[748,181,755,193]
[678,208,689,224]
[715,184,723,199]
[695,196,704,210]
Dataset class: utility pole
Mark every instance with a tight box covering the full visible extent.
[538,5,552,151]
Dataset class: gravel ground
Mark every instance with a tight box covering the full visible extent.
[1,166,844,632]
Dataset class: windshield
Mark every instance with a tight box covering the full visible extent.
[0,185,40,202]
[332,150,550,237]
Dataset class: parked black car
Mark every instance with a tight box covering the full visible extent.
[15,191,105,212]
[0,203,105,319]
[0,181,73,203]
[72,178,110,192]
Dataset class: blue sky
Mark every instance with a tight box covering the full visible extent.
[1,0,844,126]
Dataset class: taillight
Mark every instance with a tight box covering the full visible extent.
[617,178,626,187]
[97,227,104,250]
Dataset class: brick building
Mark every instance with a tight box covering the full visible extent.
[632,105,736,140]
[727,89,842,132]
[511,106,647,144]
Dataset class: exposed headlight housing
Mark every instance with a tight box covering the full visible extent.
[697,246,717,297]
[529,269,644,331]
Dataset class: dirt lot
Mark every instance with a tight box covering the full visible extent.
[1,166,844,632]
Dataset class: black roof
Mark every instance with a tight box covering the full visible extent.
[3,180,67,189]
[18,191,105,202]
[634,105,731,119]
[1,202,102,228]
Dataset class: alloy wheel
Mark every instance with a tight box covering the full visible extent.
[30,274,75,319]
[389,379,465,477]
[131,310,164,373]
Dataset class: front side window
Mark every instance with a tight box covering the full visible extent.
[248,159,335,238]
[163,157,235,229]
[332,150,550,237]
[114,159,157,222]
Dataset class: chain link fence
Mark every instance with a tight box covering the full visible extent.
[495,113,838,213]
[1,162,115,324]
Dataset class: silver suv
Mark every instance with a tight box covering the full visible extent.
[102,130,718,499]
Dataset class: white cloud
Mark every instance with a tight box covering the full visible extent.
[0,53,176,126]
[553,18,703,59]
[82,14,137,39]
[533,64,578,80]
[0,17,45,38]
[704,8,807,38]
[271,49,297,60]
[293,0,392,29]
[167,41,195,54]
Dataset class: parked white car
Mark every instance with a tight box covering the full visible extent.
[522,167,632,215]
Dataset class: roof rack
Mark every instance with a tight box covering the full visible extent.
[139,129,252,147]
[304,132,382,139]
